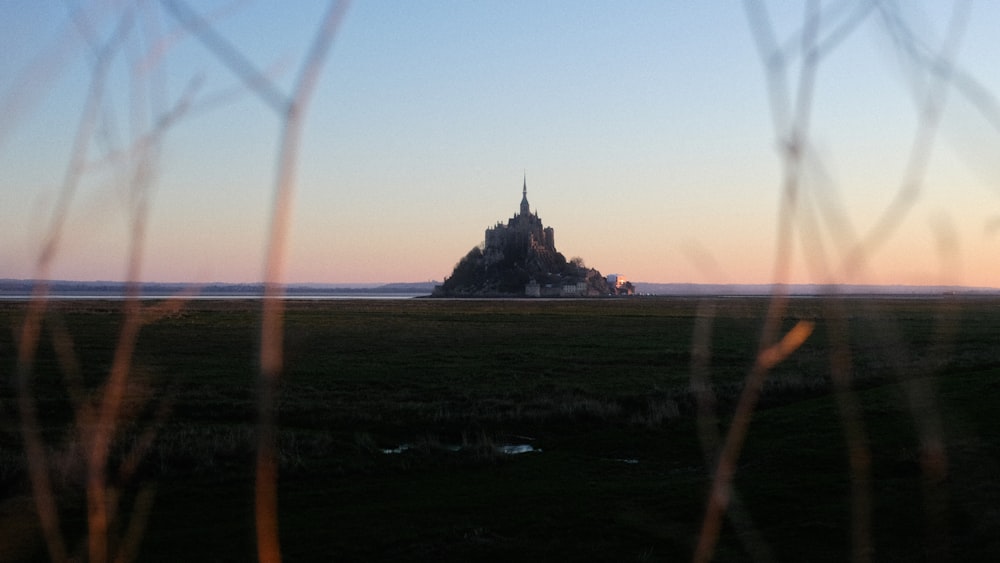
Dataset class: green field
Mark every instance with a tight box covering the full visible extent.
[2,297,999,561]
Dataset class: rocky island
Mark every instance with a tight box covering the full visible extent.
[433,178,620,297]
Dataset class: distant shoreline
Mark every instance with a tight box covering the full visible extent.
[2,279,998,299]
[0,292,430,301]
[0,279,437,299]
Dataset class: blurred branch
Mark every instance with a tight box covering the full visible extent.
[254,2,350,562]
[841,0,971,274]
[161,0,289,113]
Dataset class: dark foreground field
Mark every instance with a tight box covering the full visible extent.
[2,296,999,561]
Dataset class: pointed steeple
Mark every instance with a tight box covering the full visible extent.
[520,173,530,216]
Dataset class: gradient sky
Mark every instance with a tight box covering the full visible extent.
[3,1,1000,286]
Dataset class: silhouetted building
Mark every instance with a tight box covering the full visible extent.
[483,177,559,273]
[433,176,611,297]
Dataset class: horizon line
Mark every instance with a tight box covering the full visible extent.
[2,278,999,293]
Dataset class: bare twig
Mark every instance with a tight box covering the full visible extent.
[254,2,350,561]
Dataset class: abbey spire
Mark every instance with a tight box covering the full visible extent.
[520,174,530,216]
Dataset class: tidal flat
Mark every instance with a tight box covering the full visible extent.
[1,296,999,561]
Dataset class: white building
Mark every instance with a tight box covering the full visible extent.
[607,274,627,289]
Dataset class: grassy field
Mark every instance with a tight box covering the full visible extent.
[1,296,999,561]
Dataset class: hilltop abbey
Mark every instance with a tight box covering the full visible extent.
[434,177,617,297]
[484,179,558,272]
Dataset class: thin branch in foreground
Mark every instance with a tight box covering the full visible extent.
[254,2,350,562]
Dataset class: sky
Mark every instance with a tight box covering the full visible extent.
[2,1,1000,287]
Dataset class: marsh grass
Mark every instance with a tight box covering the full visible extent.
[5,296,1000,559]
